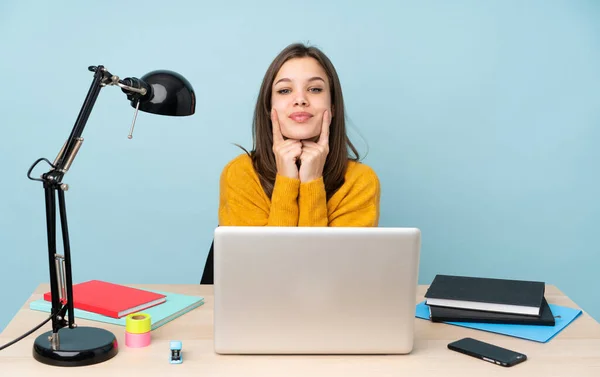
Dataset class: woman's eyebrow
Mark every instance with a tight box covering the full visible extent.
[274,78,291,85]
[307,76,325,83]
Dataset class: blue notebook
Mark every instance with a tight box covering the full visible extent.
[415,301,582,343]
[30,290,204,331]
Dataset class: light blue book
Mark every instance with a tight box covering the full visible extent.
[415,301,582,343]
[29,290,204,331]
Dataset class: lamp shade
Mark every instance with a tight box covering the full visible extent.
[133,70,196,116]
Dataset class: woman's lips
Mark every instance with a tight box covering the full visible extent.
[289,112,313,123]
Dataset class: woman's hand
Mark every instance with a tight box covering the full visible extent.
[299,110,331,183]
[271,109,302,179]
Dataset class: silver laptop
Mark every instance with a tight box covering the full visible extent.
[213,226,421,354]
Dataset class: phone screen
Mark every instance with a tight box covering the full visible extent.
[448,338,527,367]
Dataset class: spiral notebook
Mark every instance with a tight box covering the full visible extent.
[30,289,204,331]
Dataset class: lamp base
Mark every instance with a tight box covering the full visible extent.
[33,326,118,367]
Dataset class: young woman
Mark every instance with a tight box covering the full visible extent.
[218,43,380,227]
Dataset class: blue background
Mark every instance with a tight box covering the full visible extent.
[1,0,599,331]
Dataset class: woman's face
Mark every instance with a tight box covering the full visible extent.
[271,57,332,141]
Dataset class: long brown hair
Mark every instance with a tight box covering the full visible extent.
[248,43,360,200]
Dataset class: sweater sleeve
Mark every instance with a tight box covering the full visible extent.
[298,165,381,227]
[218,156,300,226]
[328,166,381,227]
[267,175,300,226]
[298,177,328,226]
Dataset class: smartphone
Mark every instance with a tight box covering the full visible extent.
[448,337,527,367]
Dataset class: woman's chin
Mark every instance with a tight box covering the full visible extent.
[282,128,319,141]
[284,134,319,141]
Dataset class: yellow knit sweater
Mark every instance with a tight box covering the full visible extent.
[218,154,380,227]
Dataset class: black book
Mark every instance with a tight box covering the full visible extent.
[429,298,555,326]
[424,274,545,316]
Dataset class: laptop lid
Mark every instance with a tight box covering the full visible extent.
[213,226,421,354]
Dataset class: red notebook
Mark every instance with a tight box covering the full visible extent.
[43,280,167,318]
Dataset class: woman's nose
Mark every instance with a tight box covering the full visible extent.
[294,94,308,107]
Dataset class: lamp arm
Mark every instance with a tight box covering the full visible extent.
[34,65,128,345]
[33,66,108,343]
[48,66,109,182]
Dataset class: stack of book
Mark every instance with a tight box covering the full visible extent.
[424,274,555,326]
[43,280,169,318]
[31,280,205,330]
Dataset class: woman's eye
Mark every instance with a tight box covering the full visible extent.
[309,87,323,93]
[277,89,291,94]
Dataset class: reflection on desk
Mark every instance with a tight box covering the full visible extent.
[1,284,599,377]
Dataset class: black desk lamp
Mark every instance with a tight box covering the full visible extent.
[26,65,195,367]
